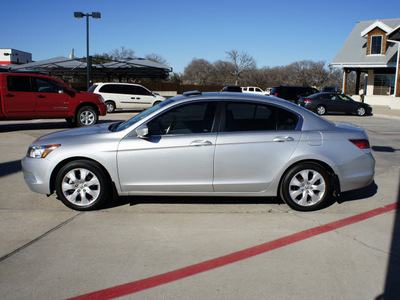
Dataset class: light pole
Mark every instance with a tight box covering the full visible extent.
[74,12,101,90]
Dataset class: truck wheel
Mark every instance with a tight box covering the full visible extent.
[76,106,98,126]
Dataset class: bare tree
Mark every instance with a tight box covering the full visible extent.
[226,50,256,85]
[145,53,169,66]
[183,58,214,85]
[109,46,135,60]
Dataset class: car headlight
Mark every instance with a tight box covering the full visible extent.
[27,144,61,158]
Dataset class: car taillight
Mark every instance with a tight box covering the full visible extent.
[305,98,311,103]
[274,93,278,97]
[349,139,370,149]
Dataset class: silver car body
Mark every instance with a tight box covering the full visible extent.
[22,93,375,206]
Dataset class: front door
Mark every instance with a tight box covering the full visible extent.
[117,101,218,192]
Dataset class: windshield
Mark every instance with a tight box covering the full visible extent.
[115,99,175,131]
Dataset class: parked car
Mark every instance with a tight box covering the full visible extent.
[0,73,107,126]
[88,82,166,113]
[242,86,268,95]
[22,92,375,212]
[298,92,372,116]
[270,86,319,103]
[220,85,242,92]
[322,86,341,93]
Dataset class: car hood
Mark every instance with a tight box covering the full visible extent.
[32,123,116,145]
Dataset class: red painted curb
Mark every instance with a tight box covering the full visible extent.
[68,202,397,300]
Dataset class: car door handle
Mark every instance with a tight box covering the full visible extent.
[6,94,14,97]
[273,136,294,142]
[37,95,46,98]
[131,97,140,99]
[190,140,212,146]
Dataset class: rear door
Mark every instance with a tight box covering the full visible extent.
[119,85,154,110]
[213,102,301,192]
[3,75,36,117]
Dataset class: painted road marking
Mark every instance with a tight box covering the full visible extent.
[68,202,397,300]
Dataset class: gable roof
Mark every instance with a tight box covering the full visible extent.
[331,18,400,69]
[360,20,393,37]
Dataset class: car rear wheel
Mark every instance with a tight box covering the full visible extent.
[315,105,326,115]
[76,106,98,126]
[106,101,116,113]
[55,160,110,211]
[356,106,366,116]
[280,163,332,211]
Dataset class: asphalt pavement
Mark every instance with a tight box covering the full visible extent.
[0,106,399,300]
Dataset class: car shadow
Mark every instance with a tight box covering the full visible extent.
[336,181,378,204]
[0,160,22,178]
[103,195,285,210]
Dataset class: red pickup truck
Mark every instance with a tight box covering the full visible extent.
[0,73,107,126]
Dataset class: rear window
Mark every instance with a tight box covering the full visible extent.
[7,76,32,92]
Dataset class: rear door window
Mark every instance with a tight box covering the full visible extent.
[7,76,32,92]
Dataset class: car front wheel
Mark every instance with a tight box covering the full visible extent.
[55,160,110,211]
[280,163,332,211]
[356,106,366,116]
[106,101,116,113]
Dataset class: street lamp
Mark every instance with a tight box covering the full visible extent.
[74,12,101,90]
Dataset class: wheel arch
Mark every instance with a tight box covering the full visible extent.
[49,157,116,196]
[278,159,340,197]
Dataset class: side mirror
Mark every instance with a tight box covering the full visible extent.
[136,125,149,138]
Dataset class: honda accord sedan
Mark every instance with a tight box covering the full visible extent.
[22,92,375,211]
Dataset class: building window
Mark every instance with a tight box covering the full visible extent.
[371,36,382,54]
[374,74,395,95]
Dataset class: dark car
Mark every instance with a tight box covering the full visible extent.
[298,92,372,116]
[221,85,242,93]
[270,86,319,103]
[322,86,341,93]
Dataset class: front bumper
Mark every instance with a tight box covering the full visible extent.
[21,156,53,195]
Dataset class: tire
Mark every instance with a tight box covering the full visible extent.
[280,163,332,211]
[356,106,366,116]
[75,106,98,127]
[315,105,326,115]
[106,101,116,113]
[55,160,110,211]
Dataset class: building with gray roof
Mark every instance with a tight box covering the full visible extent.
[331,18,400,109]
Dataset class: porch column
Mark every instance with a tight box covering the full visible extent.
[396,43,400,97]
[342,69,348,94]
[355,70,361,95]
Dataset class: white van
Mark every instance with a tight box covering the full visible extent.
[242,86,268,95]
[89,83,166,113]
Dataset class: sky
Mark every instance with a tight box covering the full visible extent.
[2,0,400,74]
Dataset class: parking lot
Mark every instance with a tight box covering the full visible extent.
[0,109,399,299]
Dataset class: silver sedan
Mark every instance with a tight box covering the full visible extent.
[22,92,375,211]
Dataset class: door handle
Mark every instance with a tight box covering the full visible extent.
[190,140,212,146]
[37,95,46,98]
[273,136,294,142]
[6,94,14,97]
